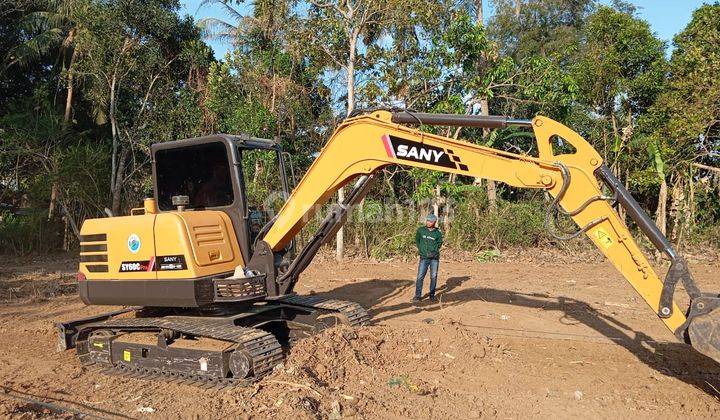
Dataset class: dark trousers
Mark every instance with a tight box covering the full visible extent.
[415,257,439,298]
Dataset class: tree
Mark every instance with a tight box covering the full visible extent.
[572,6,666,228]
[200,0,333,225]
[488,0,595,63]
[74,0,211,215]
[642,4,720,244]
[305,0,396,260]
[6,0,89,126]
[200,0,311,135]
[3,0,719,258]
[5,0,95,219]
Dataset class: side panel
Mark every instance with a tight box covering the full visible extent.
[79,215,157,280]
[154,211,244,280]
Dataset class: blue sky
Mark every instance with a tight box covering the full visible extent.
[180,0,708,59]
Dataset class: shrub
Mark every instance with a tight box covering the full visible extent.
[0,210,63,255]
[447,197,550,251]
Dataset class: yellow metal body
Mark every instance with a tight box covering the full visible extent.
[79,205,243,281]
[262,111,686,335]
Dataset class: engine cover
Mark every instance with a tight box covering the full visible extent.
[77,209,243,307]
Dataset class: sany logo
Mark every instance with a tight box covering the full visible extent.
[381,134,467,171]
[396,144,445,163]
[381,134,444,163]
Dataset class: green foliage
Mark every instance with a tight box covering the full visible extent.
[340,192,557,260]
[366,214,422,260]
[698,225,720,249]
[0,210,63,254]
[647,4,720,169]
[574,6,666,117]
[646,140,666,180]
[448,194,549,250]
[489,0,594,63]
[476,249,501,263]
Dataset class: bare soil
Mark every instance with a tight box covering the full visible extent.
[1,253,719,418]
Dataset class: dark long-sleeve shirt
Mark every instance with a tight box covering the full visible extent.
[415,226,443,259]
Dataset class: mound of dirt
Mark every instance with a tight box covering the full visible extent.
[229,324,496,419]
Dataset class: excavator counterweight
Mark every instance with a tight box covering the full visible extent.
[58,111,720,386]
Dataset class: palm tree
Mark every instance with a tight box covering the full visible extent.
[6,0,89,127]
[198,0,298,114]
[5,0,90,219]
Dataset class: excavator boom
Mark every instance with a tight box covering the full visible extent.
[253,110,720,364]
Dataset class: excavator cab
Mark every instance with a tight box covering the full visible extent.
[152,134,292,261]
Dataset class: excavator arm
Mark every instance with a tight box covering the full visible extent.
[250,110,720,364]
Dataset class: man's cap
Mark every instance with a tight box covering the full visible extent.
[426,214,438,222]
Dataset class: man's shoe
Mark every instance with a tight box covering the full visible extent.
[428,295,438,302]
[412,296,421,303]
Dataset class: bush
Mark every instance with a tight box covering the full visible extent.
[448,197,549,251]
[0,210,63,255]
[694,224,720,249]
[337,194,556,260]
[340,199,423,260]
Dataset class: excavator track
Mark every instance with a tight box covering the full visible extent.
[75,316,283,387]
[65,296,369,387]
[276,294,371,327]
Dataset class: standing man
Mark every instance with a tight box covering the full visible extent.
[413,213,443,303]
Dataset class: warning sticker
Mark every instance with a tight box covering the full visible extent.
[123,350,131,362]
[594,228,614,249]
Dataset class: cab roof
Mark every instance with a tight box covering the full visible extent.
[150,133,279,154]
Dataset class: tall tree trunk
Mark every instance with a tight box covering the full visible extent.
[433,184,441,220]
[473,2,496,213]
[670,174,690,248]
[48,178,60,220]
[110,73,119,194]
[336,30,358,261]
[111,147,129,216]
[110,72,121,216]
[270,72,276,113]
[50,48,78,220]
[515,0,521,18]
[480,98,497,213]
[63,48,77,126]
[346,34,356,114]
[656,179,667,235]
[654,178,668,261]
[443,173,455,233]
[689,171,696,238]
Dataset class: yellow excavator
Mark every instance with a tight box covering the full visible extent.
[57,110,720,386]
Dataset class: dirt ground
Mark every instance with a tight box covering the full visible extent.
[1,252,719,418]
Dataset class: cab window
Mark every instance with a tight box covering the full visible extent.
[155,142,234,210]
[239,148,286,244]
